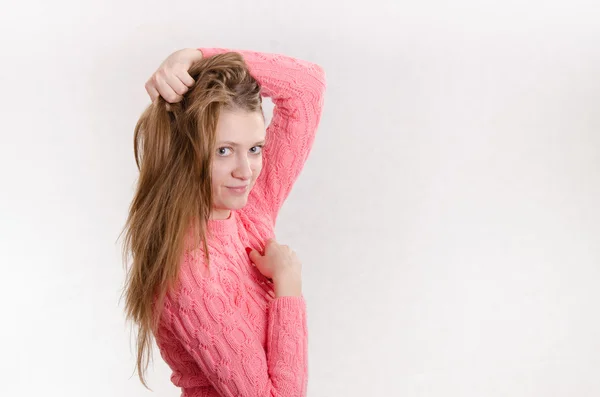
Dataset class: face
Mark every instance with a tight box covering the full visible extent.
[210,108,266,220]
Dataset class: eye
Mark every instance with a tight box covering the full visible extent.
[217,145,264,157]
[217,147,232,156]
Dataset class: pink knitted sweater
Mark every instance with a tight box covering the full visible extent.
[154,48,326,397]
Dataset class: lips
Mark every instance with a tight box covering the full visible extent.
[227,185,248,193]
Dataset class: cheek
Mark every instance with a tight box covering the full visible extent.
[211,172,226,192]
[254,159,263,175]
[211,164,228,182]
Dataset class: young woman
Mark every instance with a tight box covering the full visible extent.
[121,47,326,396]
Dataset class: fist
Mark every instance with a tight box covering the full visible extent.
[145,48,203,103]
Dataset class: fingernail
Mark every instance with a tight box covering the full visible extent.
[245,247,252,254]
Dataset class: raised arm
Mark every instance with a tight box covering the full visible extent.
[199,48,327,226]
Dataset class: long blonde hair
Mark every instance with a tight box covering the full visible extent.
[119,52,263,389]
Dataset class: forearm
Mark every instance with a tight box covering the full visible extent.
[266,295,309,396]
[196,47,325,101]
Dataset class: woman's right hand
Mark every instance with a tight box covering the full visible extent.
[145,48,203,103]
[247,239,303,297]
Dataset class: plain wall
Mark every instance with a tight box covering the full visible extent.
[1,0,599,395]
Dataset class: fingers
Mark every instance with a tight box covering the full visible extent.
[165,72,189,97]
[146,76,180,103]
[177,70,195,88]
[146,69,190,104]
[144,49,197,104]
[145,80,160,103]
[246,247,259,262]
[154,76,183,103]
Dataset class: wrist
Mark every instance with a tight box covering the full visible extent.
[273,272,302,297]
[186,48,204,62]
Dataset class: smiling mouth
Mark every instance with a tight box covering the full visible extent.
[227,186,248,192]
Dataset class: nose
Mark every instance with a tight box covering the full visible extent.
[233,155,253,179]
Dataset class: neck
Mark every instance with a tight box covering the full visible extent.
[210,209,232,220]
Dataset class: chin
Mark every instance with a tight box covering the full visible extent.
[228,199,248,209]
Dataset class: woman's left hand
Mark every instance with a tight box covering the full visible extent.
[145,48,203,103]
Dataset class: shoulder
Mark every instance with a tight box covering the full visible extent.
[238,203,275,236]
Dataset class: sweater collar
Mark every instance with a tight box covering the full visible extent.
[207,210,238,237]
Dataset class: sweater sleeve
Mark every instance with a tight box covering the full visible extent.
[198,47,327,226]
[164,254,309,396]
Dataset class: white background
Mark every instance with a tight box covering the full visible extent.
[1,0,599,396]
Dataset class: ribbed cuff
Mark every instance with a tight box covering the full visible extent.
[271,295,306,310]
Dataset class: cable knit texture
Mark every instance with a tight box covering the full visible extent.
[154,48,326,397]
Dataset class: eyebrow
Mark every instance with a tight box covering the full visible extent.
[218,140,266,147]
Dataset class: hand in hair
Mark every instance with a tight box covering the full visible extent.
[145,48,203,103]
